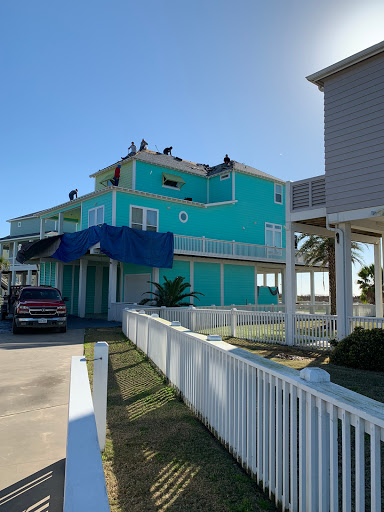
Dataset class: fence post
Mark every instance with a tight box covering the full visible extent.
[231,308,237,337]
[93,342,109,452]
[189,305,196,331]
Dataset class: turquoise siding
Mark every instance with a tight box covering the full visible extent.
[50,263,56,287]
[81,193,113,230]
[159,260,191,296]
[259,286,278,305]
[95,161,133,192]
[62,265,73,311]
[135,161,207,203]
[209,173,232,203]
[102,267,109,313]
[194,262,221,306]
[72,266,79,315]
[86,266,96,314]
[224,264,254,305]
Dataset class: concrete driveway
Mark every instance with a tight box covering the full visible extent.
[0,328,84,511]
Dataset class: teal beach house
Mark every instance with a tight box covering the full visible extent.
[1,150,292,319]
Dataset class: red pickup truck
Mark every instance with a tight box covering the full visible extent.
[12,286,67,334]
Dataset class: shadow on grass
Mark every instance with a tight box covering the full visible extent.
[86,328,276,512]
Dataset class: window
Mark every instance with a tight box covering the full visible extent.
[265,223,282,247]
[162,172,185,190]
[274,183,283,204]
[179,211,188,223]
[220,173,230,181]
[17,222,21,227]
[88,206,104,227]
[130,206,159,232]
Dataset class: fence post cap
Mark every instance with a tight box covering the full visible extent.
[231,308,237,311]
[188,305,196,309]
[138,310,146,314]
[170,320,181,326]
[161,306,167,308]
[151,313,159,318]
[300,368,330,383]
[124,307,131,311]
[207,334,222,342]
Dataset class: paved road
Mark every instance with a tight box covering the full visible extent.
[0,328,84,511]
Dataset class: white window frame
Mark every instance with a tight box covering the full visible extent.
[88,205,105,227]
[220,173,230,181]
[129,205,159,232]
[265,223,283,247]
[179,211,188,223]
[17,222,21,228]
[274,183,283,204]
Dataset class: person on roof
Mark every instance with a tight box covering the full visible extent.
[111,165,121,186]
[121,142,137,160]
[163,146,173,156]
[224,154,230,165]
[139,139,148,151]
[69,189,78,201]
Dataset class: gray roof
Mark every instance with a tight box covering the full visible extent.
[7,210,44,222]
[307,40,384,87]
[90,149,284,183]
[0,232,42,242]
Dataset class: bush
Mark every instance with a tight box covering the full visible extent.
[330,327,384,371]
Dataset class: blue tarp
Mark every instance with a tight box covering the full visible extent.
[51,224,174,268]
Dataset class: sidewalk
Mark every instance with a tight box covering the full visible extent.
[0,329,84,511]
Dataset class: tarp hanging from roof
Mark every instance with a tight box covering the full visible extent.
[16,235,62,264]
[17,224,174,268]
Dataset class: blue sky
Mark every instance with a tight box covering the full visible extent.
[1,0,384,294]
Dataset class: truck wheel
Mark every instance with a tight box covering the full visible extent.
[12,321,21,334]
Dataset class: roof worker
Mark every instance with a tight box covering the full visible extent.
[163,146,173,156]
[112,165,121,186]
[121,141,137,160]
[69,189,78,201]
[139,138,148,151]
[224,154,230,165]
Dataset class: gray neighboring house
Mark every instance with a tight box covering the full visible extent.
[0,211,77,293]
[286,40,384,339]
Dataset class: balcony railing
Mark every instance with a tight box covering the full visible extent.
[291,175,326,211]
[174,235,287,262]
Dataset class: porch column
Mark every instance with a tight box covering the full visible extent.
[40,218,46,239]
[58,212,64,235]
[108,259,118,320]
[281,268,285,304]
[274,272,279,287]
[285,221,296,345]
[310,269,315,314]
[11,242,17,285]
[263,273,267,286]
[55,262,64,294]
[335,222,353,339]
[27,269,32,285]
[78,259,88,318]
[21,273,27,286]
[374,241,383,318]
[254,265,258,305]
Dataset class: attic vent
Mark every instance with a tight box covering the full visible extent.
[162,172,185,190]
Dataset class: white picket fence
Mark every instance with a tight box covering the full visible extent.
[349,316,384,331]
[294,313,337,349]
[123,310,384,512]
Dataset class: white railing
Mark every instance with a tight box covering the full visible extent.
[349,316,384,331]
[64,344,110,512]
[294,313,337,349]
[123,310,384,512]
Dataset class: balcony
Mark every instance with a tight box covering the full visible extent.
[174,235,291,263]
[291,175,326,211]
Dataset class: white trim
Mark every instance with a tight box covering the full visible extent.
[254,265,258,305]
[179,211,188,223]
[328,204,384,223]
[220,263,224,306]
[205,200,237,207]
[232,171,236,201]
[162,184,182,191]
[189,261,194,304]
[129,205,159,232]
[220,173,230,181]
[88,205,105,228]
[132,160,136,190]
[289,207,326,222]
[265,222,283,247]
[274,183,283,205]
[112,190,116,226]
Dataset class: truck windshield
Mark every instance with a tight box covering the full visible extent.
[20,289,62,301]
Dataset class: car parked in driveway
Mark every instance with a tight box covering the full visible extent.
[12,286,67,334]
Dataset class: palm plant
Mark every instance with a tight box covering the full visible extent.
[140,276,204,307]
[357,264,377,304]
[0,256,9,272]
[296,235,364,315]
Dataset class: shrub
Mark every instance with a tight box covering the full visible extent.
[330,327,384,371]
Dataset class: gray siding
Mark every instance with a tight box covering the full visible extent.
[10,218,77,237]
[324,53,384,213]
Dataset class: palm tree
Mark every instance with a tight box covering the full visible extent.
[140,276,204,307]
[296,235,364,315]
[357,264,377,304]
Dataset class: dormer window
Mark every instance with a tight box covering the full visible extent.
[162,172,185,190]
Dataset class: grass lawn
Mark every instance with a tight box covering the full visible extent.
[85,327,277,512]
[226,337,384,403]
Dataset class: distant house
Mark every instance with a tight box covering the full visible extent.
[286,40,384,338]
[0,149,311,317]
